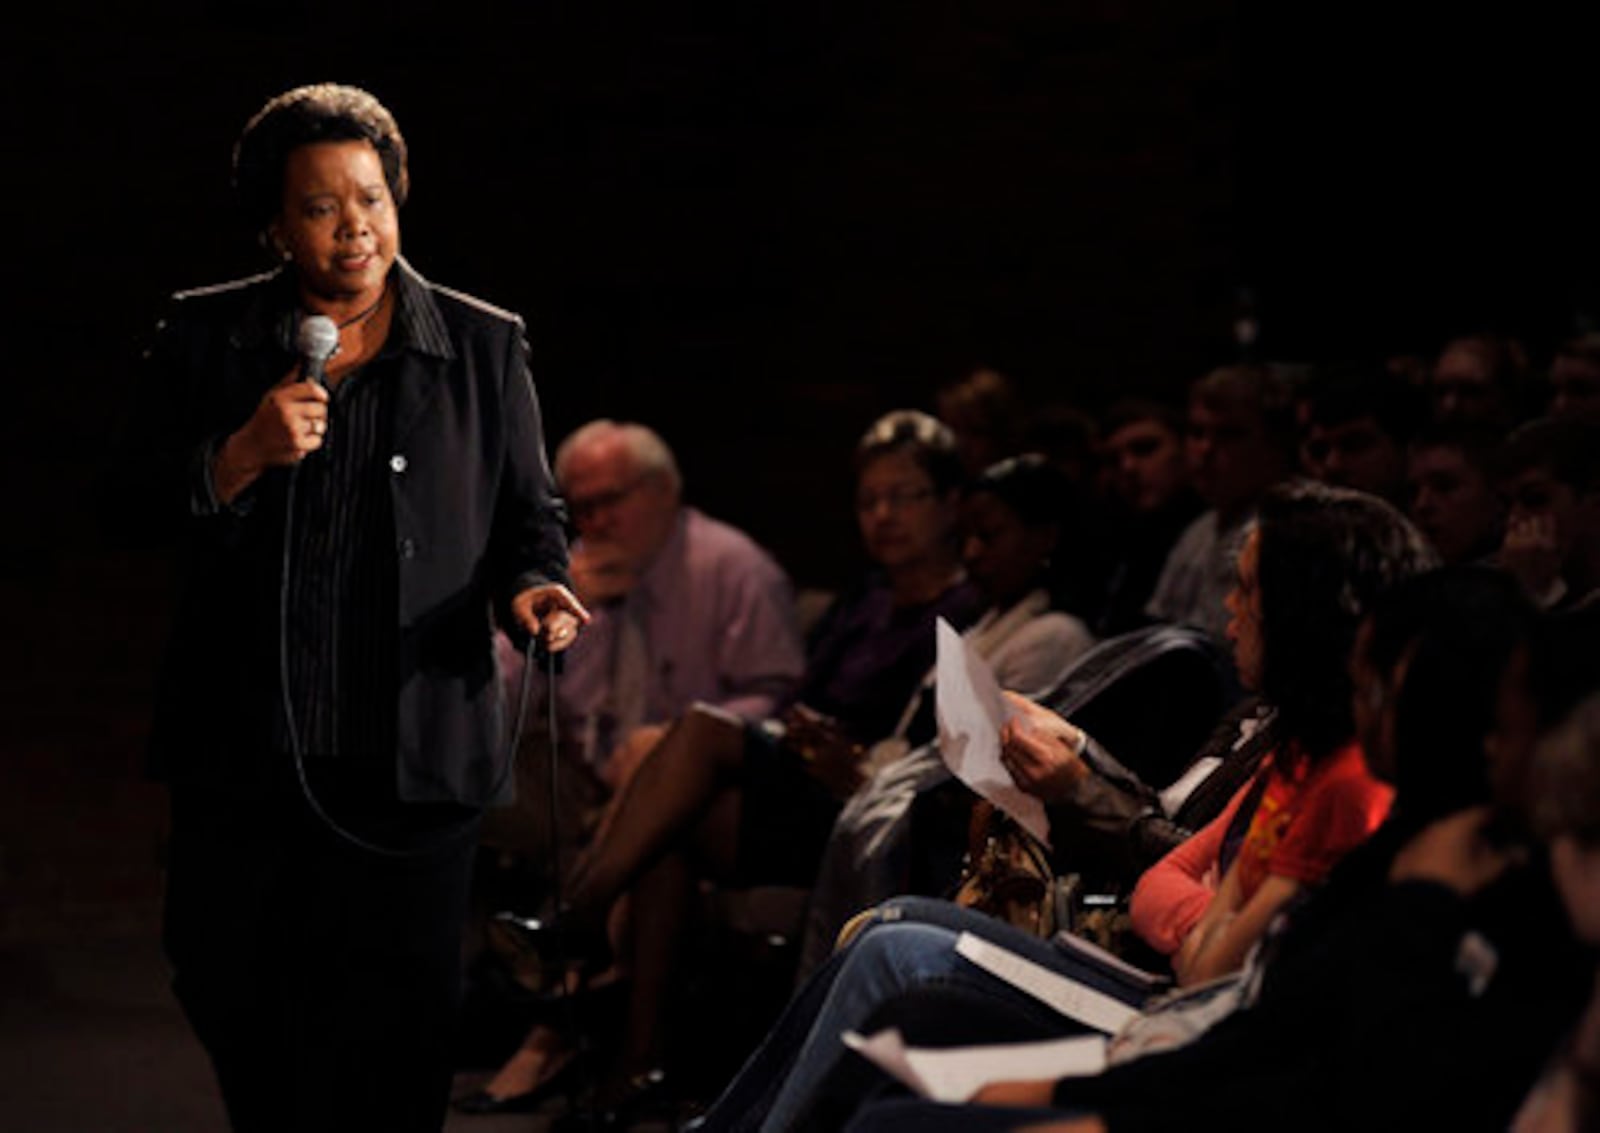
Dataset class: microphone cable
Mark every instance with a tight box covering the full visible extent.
[276,458,553,859]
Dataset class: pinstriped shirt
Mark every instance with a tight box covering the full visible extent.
[283,355,398,759]
[276,266,459,760]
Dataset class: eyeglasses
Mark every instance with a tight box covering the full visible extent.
[856,486,935,514]
[567,478,644,522]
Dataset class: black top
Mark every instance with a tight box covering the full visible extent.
[284,358,398,759]
[105,258,571,806]
[1055,831,1593,1132]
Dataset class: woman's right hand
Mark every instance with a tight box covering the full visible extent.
[781,705,868,799]
[212,371,330,502]
[998,691,1090,803]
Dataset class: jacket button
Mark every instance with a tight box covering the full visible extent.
[399,538,417,559]
[389,454,408,473]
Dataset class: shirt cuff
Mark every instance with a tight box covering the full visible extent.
[191,436,254,518]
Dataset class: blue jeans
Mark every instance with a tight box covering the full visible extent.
[694,896,1156,1133]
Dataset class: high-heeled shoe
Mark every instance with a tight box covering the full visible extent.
[549,1067,679,1132]
[451,1048,589,1115]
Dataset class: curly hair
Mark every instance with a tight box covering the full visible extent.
[1255,479,1438,760]
[231,83,409,248]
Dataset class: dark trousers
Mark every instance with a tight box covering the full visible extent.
[163,769,481,1133]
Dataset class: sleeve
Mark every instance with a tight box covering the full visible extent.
[1267,769,1394,886]
[489,322,572,645]
[100,300,259,549]
[711,543,808,720]
[1042,734,1188,889]
[1127,774,1257,955]
[1300,879,1570,1132]
[990,614,1096,699]
[1142,517,1204,624]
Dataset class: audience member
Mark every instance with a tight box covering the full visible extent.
[935,367,1026,477]
[481,410,984,1123]
[1494,415,1600,611]
[1298,364,1426,505]
[1405,417,1506,565]
[463,420,805,1114]
[1085,399,1204,638]
[1428,330,1534,428]
[1547,332,1600,420]
[834,571,1597,1133]
[689,481,1434,1133]
[1514,690,1600,1132]
[796,454,1097,979]
[1145,364,1296,643]
[505,419,804,790]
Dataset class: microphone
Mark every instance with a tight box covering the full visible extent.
[295,315,340,387]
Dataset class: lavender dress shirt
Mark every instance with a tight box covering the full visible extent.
[501,506,806,772]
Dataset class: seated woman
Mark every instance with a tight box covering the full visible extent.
[457,409,985,1115]
[690,480,1436,1133]
[840,581,1600,1133]
[799,453,1099,972]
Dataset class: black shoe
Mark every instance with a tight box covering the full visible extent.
[549,1067,677,1132]
[451,1049,589,1115]
[452,1087,544,1115]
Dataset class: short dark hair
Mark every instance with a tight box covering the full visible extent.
[1435,332,1531,386]
[1553,331,1600,369]
[1191,364,1299,457]
[1407,417,1503,474]
[1256,480,1438,759]
[1495,415,1600,492]
[232,83,410,245]
[855,409,966,495]
[1099,398,1185,441]
[1304,365,1427,446]
[1365,565,1534,831]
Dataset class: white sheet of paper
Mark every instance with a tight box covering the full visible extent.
[955,931,1144,1035]
[933,618,1051,846]
[842,1027,1107,1102]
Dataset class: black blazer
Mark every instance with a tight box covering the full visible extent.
[106,259,570,806]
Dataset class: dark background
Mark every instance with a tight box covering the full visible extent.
[1,0,1595,960]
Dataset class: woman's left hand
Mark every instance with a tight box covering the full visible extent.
[511,583,591,652]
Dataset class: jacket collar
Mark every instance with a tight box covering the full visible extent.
[232,256,453,363]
